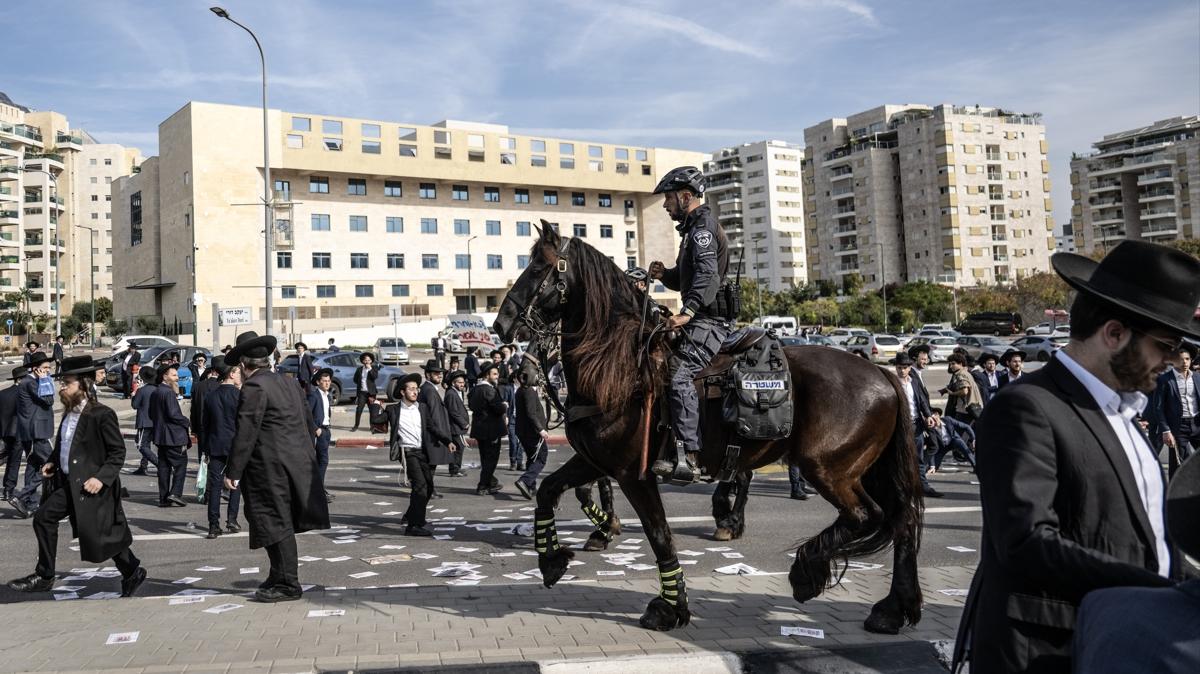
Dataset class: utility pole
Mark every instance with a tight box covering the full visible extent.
[75,225,96,347]
[877,241,888,333]
[752,232,765,323]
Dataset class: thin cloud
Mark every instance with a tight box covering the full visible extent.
[599,3,772,60]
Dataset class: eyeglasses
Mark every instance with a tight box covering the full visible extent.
[1131,328,1183,355]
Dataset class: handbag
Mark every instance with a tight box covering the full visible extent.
[195,457,208,503]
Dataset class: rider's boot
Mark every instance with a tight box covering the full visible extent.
[652,441,699,484]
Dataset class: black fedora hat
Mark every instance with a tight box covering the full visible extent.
[54,355,104,378]
[397,372,423,389]
[1166,451,1200,560]
[294,341,308,350]
[1000,349,1024,366]
[204,355,227,377]
[226,331,278,363]
[978,351,1000,365]
[478,361,500,377]
[893,352,914,366]
[907,343,931,358]
[447,369,467,382]
[25,352,52,368]
[421,358,445,373]
[1052,240,1200,340]
[311,367,334,385]
[139,365,159,383]
[11,365,27,381]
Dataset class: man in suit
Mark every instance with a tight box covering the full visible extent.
[465,347,480,389]
[224,331,329,603]
[6,356,147,598]
[894,353,941,498]
[307,368,335,503]
[21,341,40,366]
[326,337,339,352]
[8,353,55,517]
[444,369,470,478]
[51,335,64,373]
[121,343,140,399]
[189,356,223,466]
[514,366,550,499]
[387,373,437,536]
[928,408,977,472]
[952,241,1200,674]
[417,360,456,498]
[1153,342,1200,478]
[469,362,507,496]
[997,349,1025,388]
[149,364,191,507]
[973,352,1000,405]
[294,342,316,390]
[493,349,523,471]
[1072,439,1200,673]
[351,352,378,432]
[1,366,28,502]
[202,360,242,539]
[432,333,448,370]
[129,366,159,476]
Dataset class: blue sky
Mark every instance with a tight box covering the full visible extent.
[5,0,1198,233]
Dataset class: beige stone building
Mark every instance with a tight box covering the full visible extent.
[803,104,1054,290]
[704,140,807,290]
[112,101,705,345]
[0,92,142,337]
[1069,115,1199,254]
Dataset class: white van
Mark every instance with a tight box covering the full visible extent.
[759,315,797,336]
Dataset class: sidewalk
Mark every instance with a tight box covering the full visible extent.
[0,565,971,673]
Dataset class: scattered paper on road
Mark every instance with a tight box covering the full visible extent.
[433,535,453,540]
[504,573,533,580]
[169,596,206,605]
[432,567,474,577]
[596,570,625,576]
[172,577,202,585]
[490,552,516,558]
[845,562,884,571]
[105,631,139,645]
[373,502,393,506]
[203,603,243,614]
[938,589,970,596]
[707,547,734,552]
[379,545,407,550]
[53,585,85,592]
[332,538,357,544]
[307,609,346,617]
[239,567,259,574]
[172,589,219,596]
[781,626,825,639]
[626,564,656,571]
[195,566,225,572]
[299,556,323,562]
[364,554,412,565]
[946,546,976,553]
[53,592,79,600]
[722,552,745,559]
[412,553,438,560]
[348,571,379,579]
[326,556,352,562]
[678,550,704,557]
[85,592,121,600]
[714,563,761,575]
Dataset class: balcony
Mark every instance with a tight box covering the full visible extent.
[0,255,20,269]
[55,133,83,150]
[1140,208,1177,220]
[0,186,12,201]
[1093,213,1125,227]
[1090,178,1121,193]
[1138,188,1174,202]
[717,209,743,221]
[986,153,1002,161]
[829,169,853,182]
[0,209,18,224]
[0,141,18,159]
[717,195,743,207]
[0,123,43,143]
[835,242,859,255]
[1089,196,1122,208]
[1137,169,1172,185]
[992,234,1007,242]
[836,264,860,275]
[0,165,19,181]
[1095,227,1126,242]
[834,224,857,236]
[1141,223,1179,237]
[23,153,64,172]
[993,255,1009,262]
[707,163,743,177]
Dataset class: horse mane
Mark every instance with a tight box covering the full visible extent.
[538,235,665,416]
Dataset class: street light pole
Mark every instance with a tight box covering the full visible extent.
[76,225,96,348]
[752,233,765,324]
[211,6,273,335]
[876,241,888,333]
[466,235,478,312]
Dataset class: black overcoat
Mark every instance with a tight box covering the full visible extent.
[225,369,329,549]
[417,381,454,464]
[468,381,507,441]
[50,403,133,563]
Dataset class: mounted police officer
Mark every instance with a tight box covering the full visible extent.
[648,166,730,483]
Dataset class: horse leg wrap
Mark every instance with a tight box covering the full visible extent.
[657,559,685,606]
[534,508,559,554]
[581,501,614,541]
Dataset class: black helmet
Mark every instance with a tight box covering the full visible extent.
[652,166,706,196]
[625,267,649,282]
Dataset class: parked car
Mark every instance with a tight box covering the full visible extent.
[104,346,212,397]
[827,328,870,346]
[780,335,808,347]
[805,334,839,348]
[759,315,798,336]
[110,335,176,353]
[374,337,410,366]
[905,336,957,362]
[1009,335,1068,362]
[277,351,407,403]
[845,334,904,363]
[956,335,1010,361]
[956,312,1024,336]
[919,324,950,333]
[1025,322,1070,336]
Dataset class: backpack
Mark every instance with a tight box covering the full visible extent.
[723,334,793,440]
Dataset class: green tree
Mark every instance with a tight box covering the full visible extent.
[1170,239,1200,260]
[841,293,884,329]
[958,285,1018,316]
[842,273,864,297]
[1013,272,1072,326]
[105,318,129,337]
[70,298,114,326]
[889,281,954,324]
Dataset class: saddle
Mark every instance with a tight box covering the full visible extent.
[695,326,769,385]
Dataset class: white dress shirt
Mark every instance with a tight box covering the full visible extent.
[58,400,88,475]
[1176,369,1197,419]
[987,371,999,388]
[321,390,331,427]
[1057,351,1170,577]
[396,400,422,448]
[901,376,918,421]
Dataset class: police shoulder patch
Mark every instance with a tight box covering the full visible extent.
[693,229,713,248]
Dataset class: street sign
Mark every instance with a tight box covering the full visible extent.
[5,319,11,327]
[287,306,297,320]
[217,307,253,327]
[446,314,493,350]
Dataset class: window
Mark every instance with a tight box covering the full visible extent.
[105,176,113,184]
[90,177,98,184]
[91,212,99,220]
[276,252,292,268]
[500,137,516,150]
[600,224,613,238]
[323,137,343,151]
[90,195,98,202]
[589,160,603,172]
[386,216,403,233]
[311,213,331,231]
[433,130,451,144]
[420,218,437,234]
[322,119,342,135]
[531,139,546,152]
[281,286,297,299]
[362,141,381,154]
[427,284,444,296]
[487,254,503,269]
[516,221,531,236]
[355,284,374,298]
[399,144,417,157]
[384,180,402,197]
[484,186,500,202]
[349,215,368,232]
[572,192,585,206]
[419,183,436,199]
[560,142,574,155]
[452,185,469,200]
[636,150,648,161]
[641,164,651,176]
[422,254,439,269]
[399,126,417,141]
[391,284,409,297]
[627,256,637,269]
[514,188,530,204]
[317,285,336,298]
[130,192,142,246]
[89,158,97,166]
[361,123,380,138]
[615,148,629,160]
[312,252,331,268]
[588,145,603,158]
[625,230,636,247]
[309,176,329,193]
[387,253,404,269]
[347,178,367,195]
[274,179,290,197]
[486,220,501,235]
[573,223,587,237]
[292,117,311,132]
[544,190,558,205]
[454,219,471,235]
[500,152,516,165]
[531,155,547,167]
[350,253,369,269]
[560,157,575,169]
[599,193,612,208]
[286,134,303,148]
[456,254,471,269]
[517,255,530,269]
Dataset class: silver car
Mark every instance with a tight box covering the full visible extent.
[374,337,410,366]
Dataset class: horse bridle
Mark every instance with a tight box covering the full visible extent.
[508,236,573,341]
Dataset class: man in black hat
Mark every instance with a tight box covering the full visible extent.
[149,363,191,507]
[1,366,28,502]
[973,352,1001,405]
[417,359,455,497]
[129,366,159,477]
[444,369,470,478]
[294,342,316,390]
[351,352,379,432]
[307,368,335,503]
[1152,342,1200,478]
[7,356,147,598]
[52,335,64,374]
[953,241,1200,674]
[121,342,140,399]
[1072,442,1200,673]
[386,373,437,536]
[190,356,223,465]
[8,352,55,517]
[22,341,40,366]
[997,349,1024,388]
[223,331,329,602]
[202,359,242,539]
[894,352,941,498]
[469,362,507,495]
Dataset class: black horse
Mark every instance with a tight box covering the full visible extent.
[494,223,924,633]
